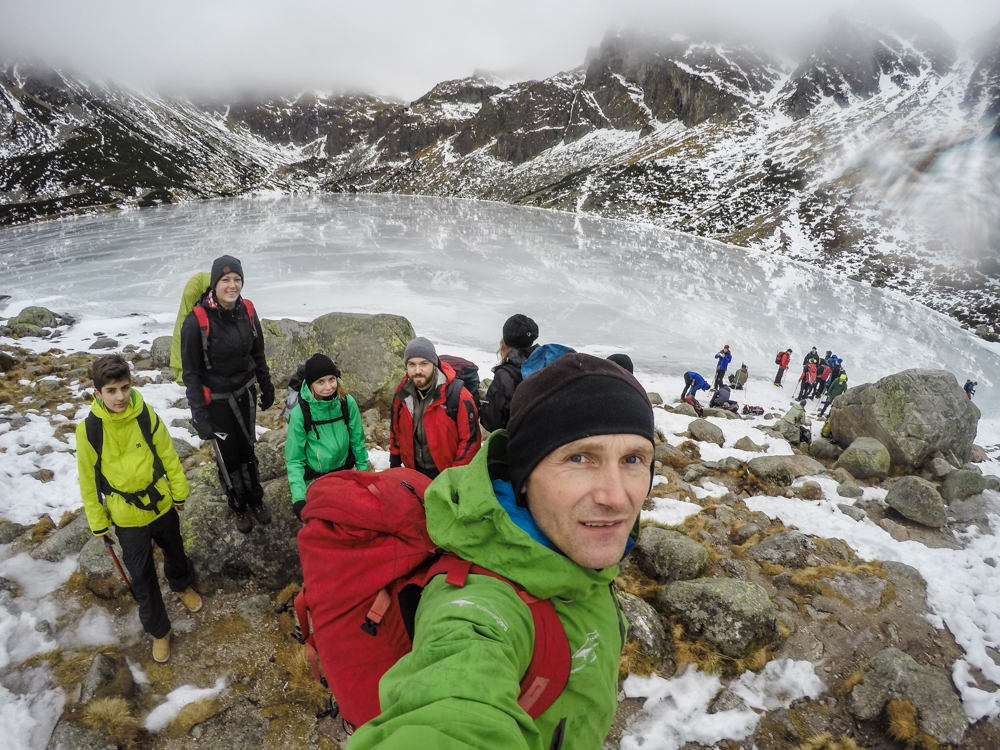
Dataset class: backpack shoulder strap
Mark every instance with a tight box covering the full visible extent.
[243,299,257,339]
[300,399,313,435]
[136,404,167,481]
[85,413,106,503]
[340,397,356,470]
[444,378,464,422]
[192,305,211,370]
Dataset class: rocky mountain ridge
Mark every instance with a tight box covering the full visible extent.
[2,15,999,332]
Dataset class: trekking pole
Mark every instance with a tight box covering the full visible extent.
[210,438,235,492]
[104,537,136,601]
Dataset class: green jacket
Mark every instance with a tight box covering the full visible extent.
[76,390,188,536]
[169,272,211,385]
[347,432,625,750]
[826,376,848,400]
[285,382,369,502]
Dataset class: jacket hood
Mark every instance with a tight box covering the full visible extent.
[423,431,620,601]
[91,389,145,424]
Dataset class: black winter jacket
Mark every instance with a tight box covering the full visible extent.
[479,346,536,433]
[180,295,273,425]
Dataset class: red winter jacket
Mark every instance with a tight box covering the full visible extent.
[390,361,481,474]
[777,351,791,369]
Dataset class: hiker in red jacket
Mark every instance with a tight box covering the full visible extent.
[774,348,792,387]
[389,337,481,478]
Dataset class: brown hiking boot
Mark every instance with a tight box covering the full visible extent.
[250,504,272,525]
[152,632,171,663]
[235,511,253,534]
[178,587,202,613]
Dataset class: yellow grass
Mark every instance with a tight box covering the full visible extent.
[81,697,143,749]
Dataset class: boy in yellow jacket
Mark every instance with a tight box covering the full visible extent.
[76,354,201,663]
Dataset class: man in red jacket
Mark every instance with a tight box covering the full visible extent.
[389,337,481,478]
[774,348,792,387]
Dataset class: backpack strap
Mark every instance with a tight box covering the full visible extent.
[192,305,211,371]
[85,404,167,514]
[443,378,464,422]
[300,397,356,478]
[85,413,110,528]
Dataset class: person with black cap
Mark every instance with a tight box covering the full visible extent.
[285,353,369,521]
[606,353,634,373]
[348,352,654,750]
[480,314,540,433]
[389,336,481,478]
[180,255,275,534]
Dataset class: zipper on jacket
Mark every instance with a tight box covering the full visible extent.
[548,718,566,750]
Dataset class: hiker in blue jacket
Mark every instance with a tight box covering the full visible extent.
[712,345,732,390]
[681,371,710,400]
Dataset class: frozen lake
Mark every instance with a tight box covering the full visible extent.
[0,193,996,419]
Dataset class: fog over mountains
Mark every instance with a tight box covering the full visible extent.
[2,11,999,331]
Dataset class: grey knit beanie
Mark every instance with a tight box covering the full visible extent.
[403,337,438,366]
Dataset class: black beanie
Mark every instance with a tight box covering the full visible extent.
[304,353,341,387]
[502,314,539,349]
[606,353,634,374]
[507,353,654,500]
[210,255,244,292]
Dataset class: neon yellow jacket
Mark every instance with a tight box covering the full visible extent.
[169,272,211,385]
[76,390,188,536]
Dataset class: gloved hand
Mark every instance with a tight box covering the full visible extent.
[389,454,402,469]
[292,500,306,522]
[192,418,215,441]
[259,388,275,411]
[100,533,116,548]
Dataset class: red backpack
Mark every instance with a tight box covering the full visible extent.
[294,468,571,731]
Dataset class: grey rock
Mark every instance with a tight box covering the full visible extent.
[171,397,190,409]
[262,312,415,410]
[46,721,116,750]
[30,512,91,562]
[656,578,779,658]
[172,437,195,461]
[633,527,708,583]
[838,504,867,521]
[882,561,925,589]
[80,653,117,704]
[713,505,735,525]
[236,594,273,626]
[751,455,825,485]
[837,481,864,499]
[830,467,855,484]
[775,418,802,444]
[0,576,17,593]
[849,648,966,745]
[88,337,119,350]
[731,523,762,545]
[719,558,747,580]
[808,437,843,461]
[150,336,172,367]
[683,464,712,483]
[673,402,699,418]
[254,429,288,482]
[78,536,130,599]
[885,476,948,527]
[747,531,815,568]
[824,572,888,609]
[619,590,669,662]
[734,436,765,452]
[654,441,684,464]
[0,520,28,544]
[11,306,72,329]
[171,417,196,435]
[711,688,749,713]
[830,369,980,468]
[941,469,989,503]
[930,456,954,478]
[794,480,822,500]
[703,407,739,420]
[834,437,891,480]
[688,418,724,445]
[747,456,794,486]
[647,392,663,406]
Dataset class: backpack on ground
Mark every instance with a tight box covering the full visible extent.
[438,355,481,415]
[85,404,168,513]
[742,405,765,416]
[721,401,740,413]
[281,361,356,477]
[294,468,571,730]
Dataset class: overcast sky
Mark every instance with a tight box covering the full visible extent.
[2,0,999,101]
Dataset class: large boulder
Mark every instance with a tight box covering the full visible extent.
[885,476,947,527]
[808,437,842,462]
[833,437,891,480]
[632,527,708,583]
[747,455,825,487]
[179,468,301,591]
[687,419,724,446]
[30,512,91,562]
[618,590,669,664]
[747,531,816,568]
[655,579,779,658]
[673,402,699,418]
[849,648,966,745]
[261,312,415,410]
[734,436,765,453]
[940,469,991,503]
[79,536,130,599]
[830,369,980,469]
[150,336,172,367]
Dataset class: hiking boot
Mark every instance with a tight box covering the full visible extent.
[250,503,272,525]
[178,587,202,613]
[234,511,253,534]
[152,632,171,663]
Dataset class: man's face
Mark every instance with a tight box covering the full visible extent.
[215,271,243,307]
[406,358,435,389]
[95,379,131,414]
[524,433,653,569]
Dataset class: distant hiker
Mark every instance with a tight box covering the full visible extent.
[780,399,812,445]
[77,354,200,664]
[819,373,848,417]
[712,345,732,390]
[709,384,732,409]
[607,353,634,374]
[774,348,792,387]
[389,337,481,478]
[346,353,654,750]
[829,357,844,384]
[814,361,832,399]
[169,271,211,385]
[180,255,276,534]
[285,354,369,521]
[728,363,748,390]
[797,362,818,400]
[965,380,977,399]
[681,371,710,401]
[480,314,539,432]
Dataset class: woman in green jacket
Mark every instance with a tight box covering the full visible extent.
[285,353,369,519]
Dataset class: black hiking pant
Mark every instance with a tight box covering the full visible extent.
[774,368,785,385]
[207,391,264,513]
[713,368,726,390]
[117,508,195,639]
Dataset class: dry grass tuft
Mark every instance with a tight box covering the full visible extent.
[58,508,82,528]
[82,697,143,749]
[276,582,301,609]
[789,562,886,588]
[676,440,702,461]
[31,516,55,542]
[669,619,773,677]
[796,733,868,750]
[210,614,251,641]
[277,642,332,713]
[614,567,664,601]
[743,472,772,497]
[619,640,659,680]
[886,700,939,749]
[835,668,866,696]
[166,697,221,738]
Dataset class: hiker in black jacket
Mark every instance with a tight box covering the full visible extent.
[480,314,539,433]
[180,255,275,534]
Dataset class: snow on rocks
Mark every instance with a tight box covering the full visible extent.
[143,676,227,732]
